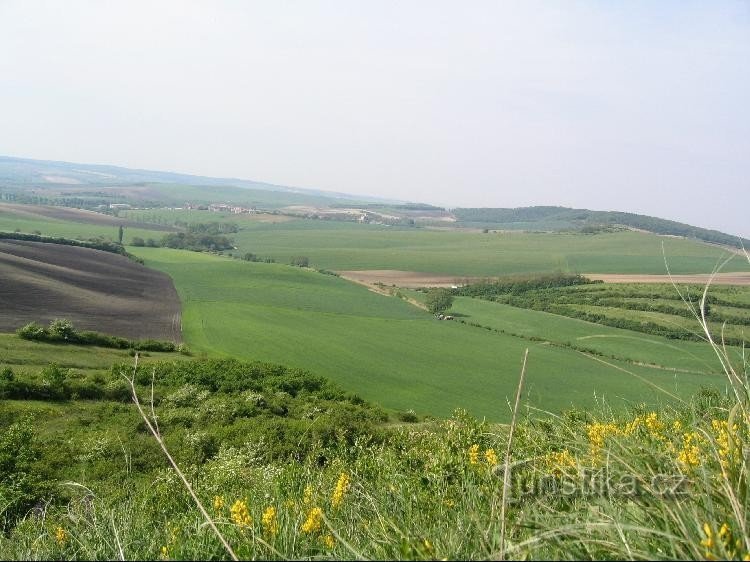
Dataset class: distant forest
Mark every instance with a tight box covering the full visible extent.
[453,206,749,249]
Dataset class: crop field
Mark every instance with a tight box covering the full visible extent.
[469,281,750,347]
[127,208,749,275]
[0,206,169,243]
[0,240,181,340]
[132,247,728,420]
[443,296,736,374]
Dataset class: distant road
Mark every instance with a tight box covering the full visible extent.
[584,273,750,285]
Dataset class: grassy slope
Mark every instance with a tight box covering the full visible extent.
[132,247,727,421]
[0,333,179,375]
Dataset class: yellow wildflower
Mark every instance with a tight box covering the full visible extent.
[484,448,498,467]
[587,422,620,458]
[623,416,642,436]
[677,432,703,469]
[54,526,67,545]
[213,495,225,512]
[672,420,683,432]
[701,522,714,549]
[301,507,324,534]
[468,444,480,465]
[644,412,664,436]
[160,545,169,560]
[303,485,313,506]
[545,449,577,476]
[230,499,252,528]
[262,505,278,537]
[331,472,351,508]
[284,498,295,509]
[321,533,336,549]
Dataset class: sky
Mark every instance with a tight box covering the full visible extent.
[0,1,748,237]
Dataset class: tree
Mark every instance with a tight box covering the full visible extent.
[290,256,310,267]
[131,236,145,247]
[425,288,454,315]
[118,225,124,244]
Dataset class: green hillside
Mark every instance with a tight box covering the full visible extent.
[132,247,728,420]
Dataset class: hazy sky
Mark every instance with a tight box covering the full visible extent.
[1,1,748,236]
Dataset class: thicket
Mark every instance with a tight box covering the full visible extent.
[132,222,237,251]
[16,319,180,352]
[454,273,596,299]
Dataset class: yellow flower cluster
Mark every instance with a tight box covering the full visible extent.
[711,419,739,471]
[467,444,498,469]
[677,431,704,469]
[303,485,313,506]
[587,422,621,458]
[262,505,278,537]
[301,506,324,534]
[321,533,336,549]
[54,526,67,546]
[644,412,665,436]
[468,444,480,465]
[213,495,225,512]
[544,449,577,476]
[484,448,498,467]
[701,522,749,560]
[230,499,252,528]
[331,472,351,508]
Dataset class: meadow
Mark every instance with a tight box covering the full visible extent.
[130,247,728,421]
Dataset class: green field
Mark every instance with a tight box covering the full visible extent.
[0,208,166,243]
[446,296,733,374]
[125,209,749,275]
[130,247,729,420]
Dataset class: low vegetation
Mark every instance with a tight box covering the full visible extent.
[17,319,181,353]
[0,231,143,262]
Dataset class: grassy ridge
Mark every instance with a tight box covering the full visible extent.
[132,247,727,420]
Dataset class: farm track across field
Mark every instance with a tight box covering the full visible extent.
[0,240,181,340]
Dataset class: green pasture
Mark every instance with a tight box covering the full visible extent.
[132,247,729,420]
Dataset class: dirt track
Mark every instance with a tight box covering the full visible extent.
[337,269,750,290]
[337,269,484,289]
[0,240,181,340]
[583,273,750,286]
[0,203,176,231]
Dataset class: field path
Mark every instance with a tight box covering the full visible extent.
[583,272,750,285]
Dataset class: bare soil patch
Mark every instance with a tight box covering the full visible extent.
[584,273,750,285]
[0,240,181,341]
[0,203,176,231]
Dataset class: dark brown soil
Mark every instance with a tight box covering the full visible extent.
[0,240,181,341]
